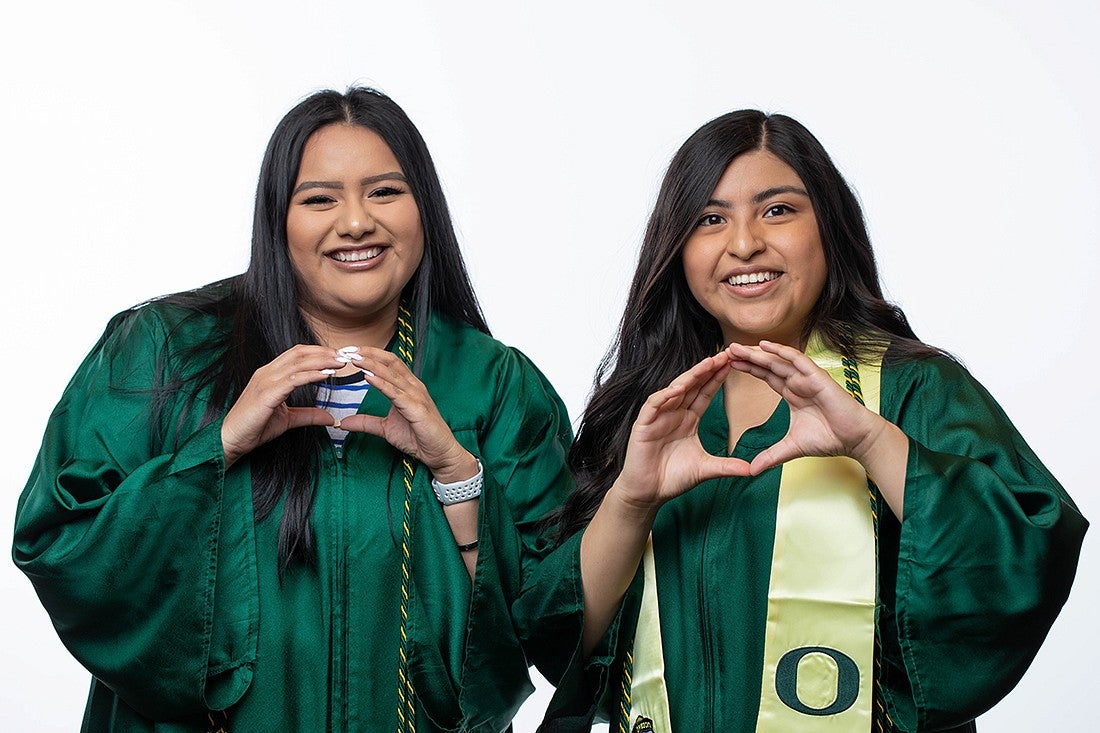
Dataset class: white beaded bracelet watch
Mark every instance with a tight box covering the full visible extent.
[431,461,483,505]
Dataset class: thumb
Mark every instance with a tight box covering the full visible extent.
[335,413,386,437]
[697,454,752,481]
[748,440,803,476]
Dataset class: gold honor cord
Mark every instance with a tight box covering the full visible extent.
[395,304,418,733]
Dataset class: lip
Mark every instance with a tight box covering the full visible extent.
[325,244,389,270]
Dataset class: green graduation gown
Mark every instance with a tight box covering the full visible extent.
[517,353,1087,732]
[13,299,573,732]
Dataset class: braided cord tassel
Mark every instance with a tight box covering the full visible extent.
[395,304,417,733]
[841,356,897,733]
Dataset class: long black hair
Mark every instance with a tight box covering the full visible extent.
[548,109,940,542]
[152,86,488,564]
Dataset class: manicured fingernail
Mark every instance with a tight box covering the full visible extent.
[320,368,336,375]
[337,346,360,354]
[364,370,376,378]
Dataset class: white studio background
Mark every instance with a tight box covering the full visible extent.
[2,1,1097,730]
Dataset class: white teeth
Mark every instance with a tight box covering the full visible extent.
[728,271,780,286]
[333,247,382,262]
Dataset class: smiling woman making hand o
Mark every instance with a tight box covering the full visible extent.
[13,87,572,732]
[517,111,1087,732]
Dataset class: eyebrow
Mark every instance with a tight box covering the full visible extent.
[751,185,809,204]
[292,172,408,195]
[705,186,811,209]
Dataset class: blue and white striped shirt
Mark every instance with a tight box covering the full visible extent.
[316,371,371,456]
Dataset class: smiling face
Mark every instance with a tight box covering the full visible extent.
[681,149,827,349]
[286,123,424,338]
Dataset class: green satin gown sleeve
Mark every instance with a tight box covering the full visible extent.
[410,322,575,728]
[12,305,258,722]
[876,356,1087,730]
[519,353,1087,732]
[514,530,642,730]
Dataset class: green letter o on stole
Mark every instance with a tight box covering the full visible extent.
[774,646,860,716]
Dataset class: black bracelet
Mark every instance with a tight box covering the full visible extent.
[457,539,479,552]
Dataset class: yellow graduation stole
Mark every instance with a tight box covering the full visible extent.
[622,344,882,733]
[623,536,674,732]
[754,344,881,731]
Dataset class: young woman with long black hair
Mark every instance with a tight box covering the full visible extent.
[518,110,1087,732]
[14,86,571,732]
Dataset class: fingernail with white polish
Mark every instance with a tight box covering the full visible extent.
[320,368,337,375]
[338,346,360,354]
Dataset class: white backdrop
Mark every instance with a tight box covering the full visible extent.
[2,1,1097,730]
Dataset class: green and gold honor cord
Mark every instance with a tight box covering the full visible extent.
[395,304,418,733]
[617,650,635,732]
[841,356,895,733]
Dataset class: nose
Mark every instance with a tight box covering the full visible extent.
[726,218,765,259]
[336,199,375,239]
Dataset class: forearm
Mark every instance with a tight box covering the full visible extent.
[434,451,481,579]
[441,500,479,578]
[579,483,658,655]
[851,416,909,520]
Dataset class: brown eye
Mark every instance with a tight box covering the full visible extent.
[697,213,724,227]
[763,204,793,218]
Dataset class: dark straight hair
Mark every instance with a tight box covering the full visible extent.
[548,109,941,542]
[154,87,488,565]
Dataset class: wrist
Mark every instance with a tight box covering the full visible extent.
[432,459,483,505]
[605,481,662,524]
[429,447,479,485]
[850,417,905,473]
[220,425,243,468]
